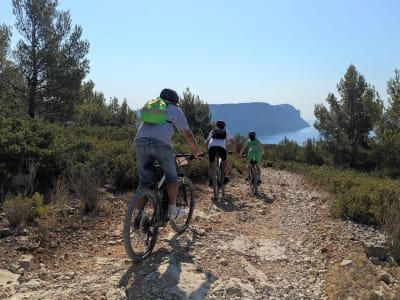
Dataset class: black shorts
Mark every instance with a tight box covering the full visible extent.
[208,146,227,162]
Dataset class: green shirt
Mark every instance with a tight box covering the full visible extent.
[247,139,261,155]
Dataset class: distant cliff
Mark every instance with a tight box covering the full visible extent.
[209,102,309,136]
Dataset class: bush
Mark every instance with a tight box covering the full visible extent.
[2,192,50,229]
[285,162,400,262]
[112,152,137,190]
[68,166,99,214]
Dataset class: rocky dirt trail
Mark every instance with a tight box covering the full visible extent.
[1,167,399,299]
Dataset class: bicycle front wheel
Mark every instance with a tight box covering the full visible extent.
[171,178,195,233]
[123,188,159,262]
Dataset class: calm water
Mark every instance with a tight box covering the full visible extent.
[259,126,320,145]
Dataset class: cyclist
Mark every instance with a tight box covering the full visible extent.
[239,131,264,183]
[206,120,236,186]
[134,88,203,223]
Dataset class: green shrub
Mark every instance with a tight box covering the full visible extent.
[184,157,208,181]
[113,152,137,190]
[331,184,377,225]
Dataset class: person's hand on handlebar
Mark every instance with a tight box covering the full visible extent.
[194,151,204,159]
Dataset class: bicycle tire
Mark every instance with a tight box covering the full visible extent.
[170,178,195,233]
[123,188,159,262]
[250,166,258,195]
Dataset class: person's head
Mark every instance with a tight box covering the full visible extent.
[248,131,256,140]
[216,120,225,129]
[160,88,179,105]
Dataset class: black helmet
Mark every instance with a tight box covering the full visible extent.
[160,88,179,104]
[248,131,256,139]
[216,120,225,129]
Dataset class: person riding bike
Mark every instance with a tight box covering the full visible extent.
[134,88,202,223]
[239,131,264,183]
[206,120,236,186]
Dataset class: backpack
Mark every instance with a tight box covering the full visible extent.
[140,97,169,124]
[211,128,227,139]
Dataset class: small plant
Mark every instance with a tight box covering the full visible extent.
[2,195,31,228]
[3,192,50,229]
[69,167,99,214]
[35,216,50,246]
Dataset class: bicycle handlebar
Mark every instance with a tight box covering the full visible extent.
[175,153,205,160]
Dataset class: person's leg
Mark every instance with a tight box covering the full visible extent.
[134,138,154,212]
[208,161,215,180]
[167,181,178,206]
[153,140,183,220]
[208,147,217,186]
[221,160,227,176]
[247,154,254,179]
[247,164,251,179]
[219,148,229,183]
[256,154,262,183]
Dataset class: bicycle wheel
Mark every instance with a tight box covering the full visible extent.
[250,166,258,195]
[123,188,159,262]
[212,165,220,201]
[170,178,195,233]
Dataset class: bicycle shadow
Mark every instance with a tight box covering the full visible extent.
[211,192,242,212]
[251,190,276,204]
[119,228,217,299]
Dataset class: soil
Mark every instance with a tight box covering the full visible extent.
[0,167,399,299]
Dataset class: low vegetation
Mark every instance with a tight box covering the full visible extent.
[1,2,400,297]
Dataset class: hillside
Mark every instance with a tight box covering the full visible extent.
[209,102,309,136]
[0,168,397,299]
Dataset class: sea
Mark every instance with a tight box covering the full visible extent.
[259,125,320,145]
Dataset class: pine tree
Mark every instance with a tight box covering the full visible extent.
[12,0,89,121]
[375,69,400,176]
[314,64,383,168]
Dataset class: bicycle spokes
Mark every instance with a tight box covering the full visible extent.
[124,189,159,262]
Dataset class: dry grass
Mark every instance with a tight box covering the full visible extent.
[381,199,400,263]
[2,195,31,229]
[325,252,400,299]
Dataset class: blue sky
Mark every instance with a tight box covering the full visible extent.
[1,0,399,121]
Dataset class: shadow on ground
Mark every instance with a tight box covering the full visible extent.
[119,228,216,299]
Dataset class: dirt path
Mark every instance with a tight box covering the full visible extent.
[0,167,398,299]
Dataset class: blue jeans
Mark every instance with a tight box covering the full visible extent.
[134,137,177,188]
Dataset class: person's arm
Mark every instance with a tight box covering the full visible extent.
[182,129,203,158]
[226,130,236,153]
[205,134,210,149]
[258,140,265,155]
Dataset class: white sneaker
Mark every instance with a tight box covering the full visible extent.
[169,208,185,222]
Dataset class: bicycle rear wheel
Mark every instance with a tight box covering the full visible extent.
[123,189,159,262]
[170,178,195,233]
[213,166,221,201]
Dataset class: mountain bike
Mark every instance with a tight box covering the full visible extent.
[123,154,196,263]
[243,155,259,196]
[212,151,234,201]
